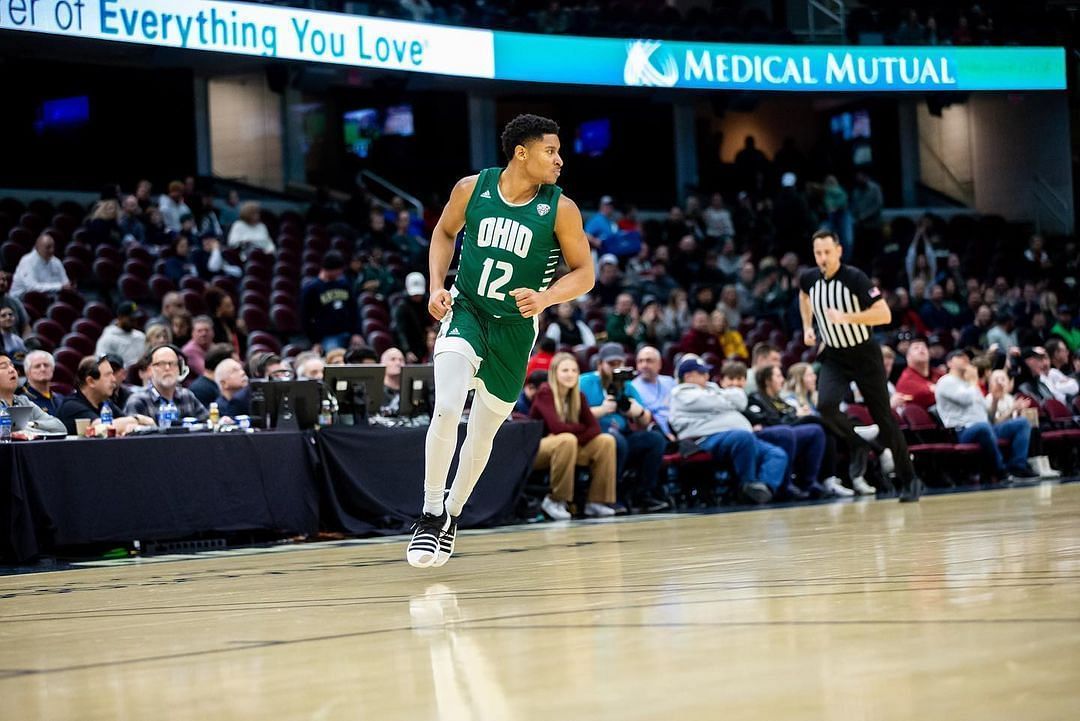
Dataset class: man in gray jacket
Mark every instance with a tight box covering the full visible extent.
[935,350,1038,481]
[669,357,789,504]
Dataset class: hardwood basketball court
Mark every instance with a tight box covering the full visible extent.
[2,484,1078,720]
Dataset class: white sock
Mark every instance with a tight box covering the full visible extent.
[422,352,473,516]
[445,389,512,517]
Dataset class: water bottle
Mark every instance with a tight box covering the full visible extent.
[157,401,170,429]
[99,403,114,427]
[168,401,179,427]
[0,406,10,443]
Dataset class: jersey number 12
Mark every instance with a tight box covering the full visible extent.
[477,258,513,300]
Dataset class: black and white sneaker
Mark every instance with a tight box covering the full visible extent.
[407,512,451,568]
[431,515,458,568]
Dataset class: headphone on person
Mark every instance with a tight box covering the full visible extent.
[144,344,190,382]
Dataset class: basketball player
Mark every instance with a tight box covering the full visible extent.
[799,229,921,502]
[406,114,595,567]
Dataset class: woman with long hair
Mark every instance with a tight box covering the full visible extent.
[529,353,617,520]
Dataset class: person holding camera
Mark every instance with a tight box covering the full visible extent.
[579,342,668,512]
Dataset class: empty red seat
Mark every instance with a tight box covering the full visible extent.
[56,287,85,311]
[64,242,92,265]
[242,276,270,295]
[83,301,113,328]
[181,289,207,316]
[180,275,206,294]
[241,304,271,332]
[72,318,102,340]
[32,318,65,346]
[92,257,121,288]
[366,330,394,356]
[46,302,79,329]
[247,330,282,353]
[270,304,301,335]
[53,346,84,372]
[118,273,151,302]
[126,245,153,264]
[242,290,270,311]
[360,305,389,324]
[281,343,306,358]
[149,274,177,301]
[362,318,388,337]
[94,245,122,264]
[8,227,33,248]
[272,276,298,294]
[1,241,25,271]
[123,259,151,280]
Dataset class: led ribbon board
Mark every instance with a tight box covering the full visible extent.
[0,0,495,79]
[0,1,1065,92]
[492,34,1066,91]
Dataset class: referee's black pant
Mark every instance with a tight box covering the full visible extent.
[816,341,915,482]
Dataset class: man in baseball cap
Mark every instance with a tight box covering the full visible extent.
[95,300,146,368]
[670,355,788,504]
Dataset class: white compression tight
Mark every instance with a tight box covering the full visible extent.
[422,351,512,517]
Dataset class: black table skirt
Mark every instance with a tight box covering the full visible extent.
[316,420,543,535]
[2,431,320,562]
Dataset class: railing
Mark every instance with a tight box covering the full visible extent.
[359,170,424,218]
[794,0,846,42]
[1032,173,1072,235]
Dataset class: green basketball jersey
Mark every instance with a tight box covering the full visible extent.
[452,167,563,323]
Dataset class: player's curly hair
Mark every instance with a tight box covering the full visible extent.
[501,114,560,161]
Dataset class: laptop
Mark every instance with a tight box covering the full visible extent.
[8,405,67,438]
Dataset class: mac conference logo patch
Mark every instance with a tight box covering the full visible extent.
[536,203,551,217]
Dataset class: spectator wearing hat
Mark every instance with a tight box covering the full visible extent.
[58,355,153,436]
[669,356,788,504]
[393,271,432,362]
[934,350,1038,480]
[16,350,61,414]
[301,251,361,353]
[895,338,943,412]
[1050,305,1079,352]
[579,342,668,512]
[986,310,1019,351]
[95,302,146,369]
[1017,347,1067,404]
[591,254,623,307]
[10,231,72,299]
[585,196,618,256]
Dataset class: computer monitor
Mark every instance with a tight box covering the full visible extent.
[398,364,435,418]
[248,379,322,430]
[322,364,386,425]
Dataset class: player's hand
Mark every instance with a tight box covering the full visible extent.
[509,288,548,318]
[825,308,847,324]
[429,289,453,320]
[803,327,816,346]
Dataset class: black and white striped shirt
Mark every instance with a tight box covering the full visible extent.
[799,265,882,349]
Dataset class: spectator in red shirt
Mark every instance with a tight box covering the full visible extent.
[525,337,557,378]
[676,309,721,357]
[895,338,944,411]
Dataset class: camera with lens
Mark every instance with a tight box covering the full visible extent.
[606,367,638,414]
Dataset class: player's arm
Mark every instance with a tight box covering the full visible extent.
[427,175,478,320]
[826,298,891,327]
[510,195,595,319]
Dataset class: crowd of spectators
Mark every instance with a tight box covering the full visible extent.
[1,140,1079,520]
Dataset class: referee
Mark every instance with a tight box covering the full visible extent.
[798,229,921,502]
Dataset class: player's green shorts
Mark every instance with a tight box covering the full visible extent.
[434,297,538,405]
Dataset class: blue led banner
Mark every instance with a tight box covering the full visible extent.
[492,34,1066,92]
[0,1,1066,92]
